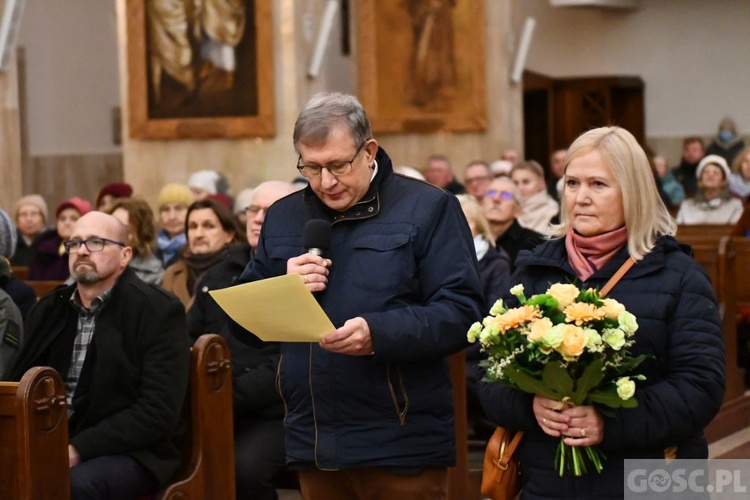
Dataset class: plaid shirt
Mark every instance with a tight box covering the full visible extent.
[65,288,112,416]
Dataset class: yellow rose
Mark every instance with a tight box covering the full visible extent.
[616,377,636,400]
[528,317,553,342]
[547,283,580,310]
[564,302,606,326]
[556,324,588,361]
[600,298,626,320]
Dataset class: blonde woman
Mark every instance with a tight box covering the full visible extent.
[480,126,724,499]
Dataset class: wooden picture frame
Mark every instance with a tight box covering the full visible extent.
[357,0,487,134]
[126,0,275,139]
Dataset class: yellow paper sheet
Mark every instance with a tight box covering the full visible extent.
[209,274,335,342]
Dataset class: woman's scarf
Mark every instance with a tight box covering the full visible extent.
[565,226,628,282]
[181,245,230,296]
[157,231,186,266]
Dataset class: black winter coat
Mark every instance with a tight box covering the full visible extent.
[187,243,283,421]
[479,237,725,499]
[9,268,190,486]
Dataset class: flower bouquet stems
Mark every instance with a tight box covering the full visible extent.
[555,440,605,477]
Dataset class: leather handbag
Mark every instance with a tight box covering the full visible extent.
[481,426,524,500]
[480,257,637,499]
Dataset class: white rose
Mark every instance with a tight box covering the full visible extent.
[616,377,636,400]
[602,328,626,351]
[618,311,639,335]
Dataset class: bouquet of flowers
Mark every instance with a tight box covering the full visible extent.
[468,283,646,476]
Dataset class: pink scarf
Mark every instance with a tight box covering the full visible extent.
[565,226,628,281]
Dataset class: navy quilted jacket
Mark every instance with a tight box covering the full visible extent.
[233,148,484,470]
[479,236,726,499]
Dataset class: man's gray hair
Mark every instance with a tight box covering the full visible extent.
[293,92,371,153]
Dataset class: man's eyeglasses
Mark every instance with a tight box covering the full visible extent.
[64,237,126,254]
[246,205,268,216]
[297,142,366,178]
[486,190,515,201]
[464,176,490,185]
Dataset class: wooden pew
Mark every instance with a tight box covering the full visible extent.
[0,366,69,499]
[447,350,469,500]
[0,334,235,499]
[676,224,735,242]
[24,280,65,300]
[676,234,743,402]
[732,237,750,316]
[157,333,236,500]
[10,266,29,281]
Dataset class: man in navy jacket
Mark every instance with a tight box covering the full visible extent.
[231,92,484,498]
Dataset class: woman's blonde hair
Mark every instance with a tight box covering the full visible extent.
[552,126,676,260]
[456,194,495,247]
[732,146,750,176]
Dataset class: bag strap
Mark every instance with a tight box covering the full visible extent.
[497,430,525,469]
[600,257,635,298]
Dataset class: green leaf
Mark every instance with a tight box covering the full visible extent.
[542,362,574,399]
[571,358,605,406]
[504,365,559,400]
[587,387,639,408]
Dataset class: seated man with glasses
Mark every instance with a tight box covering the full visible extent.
[8,211,190,499]
[482,175,544,270]
[230,92,484,499]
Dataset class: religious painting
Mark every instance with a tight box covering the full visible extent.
[126,0,275,139]
[357,0,486,134]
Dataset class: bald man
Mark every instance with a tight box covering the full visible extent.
[9,212,190,499]
[187,180,295,500]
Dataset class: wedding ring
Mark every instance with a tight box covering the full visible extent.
[580,428,587,437]
[542,418,548,425]
[303,274,308,284]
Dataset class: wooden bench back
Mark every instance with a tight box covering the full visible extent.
[157,334,235,500]
[732,237,750,313]
[10,266,29,281]
[0,366,69,500]
[25,280,65,300]
[676,234,743,401]
[676,224,735,242]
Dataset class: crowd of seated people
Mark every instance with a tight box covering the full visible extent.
[2,121,750,497]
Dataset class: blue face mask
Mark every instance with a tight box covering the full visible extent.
[719,130,734,142]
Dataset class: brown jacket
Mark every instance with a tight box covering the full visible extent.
[161,260,193,309]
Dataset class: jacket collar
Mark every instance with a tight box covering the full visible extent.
[517,235,688,282]
[302,147,393,224]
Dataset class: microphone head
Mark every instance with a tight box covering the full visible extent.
[303,219,331,253]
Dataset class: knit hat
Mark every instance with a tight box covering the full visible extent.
[187,170,221,195]
[56,197,92,218]
[0,208,17,258]
[207,193,232,210]
[696,155,732,180]
[233,188,255,214]
[96,182,133,208]
[490,160,513,177]
[158,183,194,210]
[15,194,48,223]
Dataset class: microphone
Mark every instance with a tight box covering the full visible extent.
[303,219,331,256]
